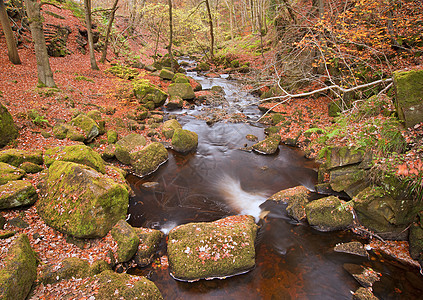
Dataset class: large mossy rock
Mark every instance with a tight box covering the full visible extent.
[95,270,163,300]
[162,119,182,139]
[71,114,100,142]
[353,186,419,238]
[0,180,37,210]
[130,142,168,176]
[167,215,257,281]
[329,165,367,198]
[111,220,140,263]
[305,196,354,231]
[322,146,369,170]
[171,128,198,154]
[269,185,310,221]
[52,123,86,141]
[37,161,129,238]
[44,144,106,174]
[133,81,168,108]
[0,149,43,167]
[0,234,38,300]
[134,227,164,267]
[159,68,175,80]
[393,69,423,128]
[0,103,18,148]
[39,257,90,284]
[115,133,147,165]
[168,83,195,100]
[166,95,184,110]
[252,135,281,154]
[0,162,25,185]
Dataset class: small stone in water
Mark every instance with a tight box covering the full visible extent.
[334,241,369,258]
[142,182,160,189]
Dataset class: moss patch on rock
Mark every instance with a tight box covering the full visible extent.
[0,180,37,210]
[0,149,43,167]
[134,227,164,267]
[0,103,18,148]
[168,83,195,100]
[39,257,90,284]
[171,128,198,154]
[167,215,257,281]
[111,220,140,263]
[130,142,168,176]
[252,135,281,154]
[269,185,310,221]
[71,114,99,142]
[0,162,25,185]
[162,119,182,139]
[115,133,147,165]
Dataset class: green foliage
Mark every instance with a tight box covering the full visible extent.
[27,109,50,127]
[74,75,94,83]
[65,0,84,20]
[106,65,139,80]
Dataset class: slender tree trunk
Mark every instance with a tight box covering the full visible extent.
[167,0,174,71]
[100,0,119,63]
[205,0,214,60]
[25,0,55,87]
[0,0,21,64]
[84,0,99,70]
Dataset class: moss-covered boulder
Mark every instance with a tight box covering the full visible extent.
[167,215,257,281]
[107,130,118,144]
[87,109,102,121]
[19,162,43,174]
[195,61,210,71]
[353,186,419,238]
[0,103,18,148]
[111,220,140,263]
[168,83,195,100]
[393,69,423,128]
[0,162,25,185]
[171,128,198,154]
[159,68,175,80]
[37,161,129,238]
[95,270,163,300]
[0,180,37,209]
[322,146,369,170]
[71,114,99,142]
[134,227,163,267]
[115,133,147,165]
[0,234,38,300]
[162,119,182,139]
[0,149,43,167]
[252,135,281,154]
[133,81,168,108]
[269,185,310,221]
[39,257,90,284]
[166,95,184,110]
[305,196,354,231]
[329,165,367,198]
[130,142,168,176]
[52,123,86,141]
[192,79,202,92]
[44,144,106,174]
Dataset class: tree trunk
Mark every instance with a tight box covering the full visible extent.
[25,0,55,87]
[84,0,99,70]
[100,0,119,63]
[205,0,214,60]
[0,0,21,64]
[167,0,174,71]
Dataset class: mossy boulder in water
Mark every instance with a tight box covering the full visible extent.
[171,128,198,154]
[305,196,354,231]
[162,119,182,139]
[269,185,310,221]
[134,227,164,267]
[168,83,195,100]
[111,220,140,263]
[130,142,168,176]
[393,69,423,128]
[0,180,37,209]
[95,270,163,300]
[71,114,100,142]
[44,144,106,173]
[167,215,257,281]
[0,162,25,185]
[166,95,184,110]
[0,149,43,167]
[353,186,419,238]
[252,135,281,154]
[37,161,129,238]
[115,133,147,165]
[0,103,18,148]
[0,234,38,300]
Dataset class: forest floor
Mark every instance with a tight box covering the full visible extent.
[1,3,422,299]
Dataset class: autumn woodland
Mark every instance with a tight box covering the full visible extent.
[1,0,423,298]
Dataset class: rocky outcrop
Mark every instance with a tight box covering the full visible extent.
[305,196,354,231]
[159,69,174,80]
[171,129,198,154]
[0,103,18,148]
[37,161,129,238]
[167,215,257,281]
[130,142,168,176]
[252,135,281,154]
[165,95,184,110]
[111,220,140,263]
[95,270,163,300]
[0,234,38,300]
[52,123,85,141]
[44,144,106,173]
[394,69,423,128]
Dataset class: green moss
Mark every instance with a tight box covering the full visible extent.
[168,83,195,100]
[0,162,25,184]
[171,129,198,154]
[19,162,43,174]
[0,180,37,210]
[71,114,99,142]
[106,65,139,80]
[162,119,182,139]
[40,257,90,284]
[111,220,139,263]
[107,130,118,144]
[89,260,112,276]
[133,80,168,107]
[252,135,281,154]
[130,142,168,176]
[115,133,147,165]
[0,149,43,167]
[74,75,94,82]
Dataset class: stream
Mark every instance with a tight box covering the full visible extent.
[126,59,423,299]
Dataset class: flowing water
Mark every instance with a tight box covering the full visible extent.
[126,59,423,299]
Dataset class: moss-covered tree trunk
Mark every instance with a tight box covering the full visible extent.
[24,0,56,87]
[84,0,99,70]
[0,0,21,64]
